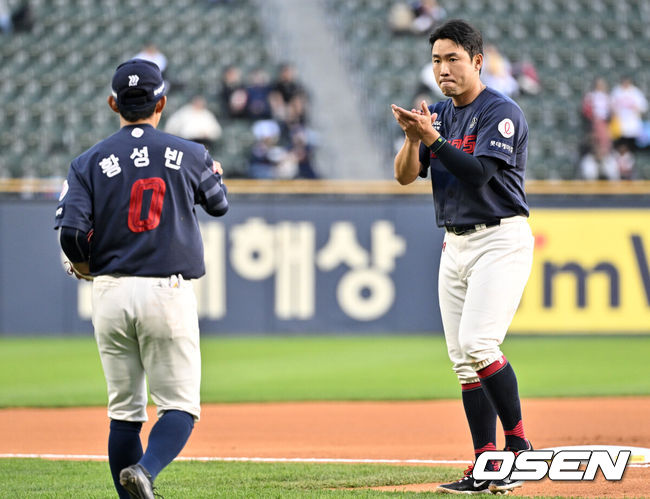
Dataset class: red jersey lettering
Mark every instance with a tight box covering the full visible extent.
[462,135,476,154]
[430,135,477,157]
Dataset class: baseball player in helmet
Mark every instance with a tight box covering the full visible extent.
[55,59,229,498]
[392,19,534,494]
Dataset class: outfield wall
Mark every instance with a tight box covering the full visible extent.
[1,180,650,335]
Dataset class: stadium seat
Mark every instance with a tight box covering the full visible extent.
[0,0,287,179]
[322,0,650,179]
[1,0,649,180]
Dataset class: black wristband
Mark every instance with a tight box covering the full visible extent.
[430,136,447,154]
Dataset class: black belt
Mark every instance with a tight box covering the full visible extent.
[445,220,501,236]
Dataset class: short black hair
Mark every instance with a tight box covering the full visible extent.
[117,88,157,122]
[429,19,483,60]
[120,105,157,122]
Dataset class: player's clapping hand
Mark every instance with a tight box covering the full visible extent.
[391,100,439,145]
[212,160,223,175]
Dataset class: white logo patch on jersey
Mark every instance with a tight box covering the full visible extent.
[498,118,515,138]
[58,179,69,201]
[128,74,139,87]
[131,127,144,138]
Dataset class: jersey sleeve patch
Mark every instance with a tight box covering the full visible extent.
[498,118,515,138]
[58,179,69,201]
[487,138,514,155]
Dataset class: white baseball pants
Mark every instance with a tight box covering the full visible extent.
[438,215,534,384]
[92,275,201,422]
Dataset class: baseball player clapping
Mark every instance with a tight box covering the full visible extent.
[393,19,534,495]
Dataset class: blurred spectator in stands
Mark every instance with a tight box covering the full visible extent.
[388,2,414,35]
[219,65,248,118]
[512,58,541,95]
[269,63,308,125]
[581,78,612,156]
[134,44,168,76]
[388,0,446,35]
[248,120,296,179]
[482,44,518,97]
[578,141,619,180]
[1,0,33,33]
[273,70,318,179]
[244,69,273,120]
[614,142,636,180]
[0,0,12,33]
[289,126,318,179]
[610,76,648,152]
[410,0,446,34]
[12,1,32,31]
[164,96,222,151]
[637,120,650,153]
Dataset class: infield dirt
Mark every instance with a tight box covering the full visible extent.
[1,397,648,497]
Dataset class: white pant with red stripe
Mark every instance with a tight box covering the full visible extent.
[438,215,534,384]
[92,275,201,422]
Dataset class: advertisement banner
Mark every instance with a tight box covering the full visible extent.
[0,198,443,335]
[2,199,649,335]
[512,209,650,333]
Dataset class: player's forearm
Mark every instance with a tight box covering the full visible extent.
[198,170,229,216]
[201,188,228,216]
[60,226,91,262]
[435,142,499,188]
[59,226,93,280]
[394,138,422,185]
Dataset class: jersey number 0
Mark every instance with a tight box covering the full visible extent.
[128,177,166,233]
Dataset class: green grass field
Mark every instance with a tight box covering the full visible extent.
[0,335,649,407]
[0,459,465,498]
[1,334,648,498]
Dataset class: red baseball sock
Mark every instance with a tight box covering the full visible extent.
[477,356,529,451]
[461,381,498,460]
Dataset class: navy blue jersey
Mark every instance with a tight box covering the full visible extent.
[54,124,228,279]
[419,87,529,227]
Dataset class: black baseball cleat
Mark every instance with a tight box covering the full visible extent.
[436,464,493,494]
[119,463,156,499]
[488,440,533,494]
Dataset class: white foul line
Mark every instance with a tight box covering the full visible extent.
[0,453,468,465]
[176,456,473,465]
[0,453,648,467]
